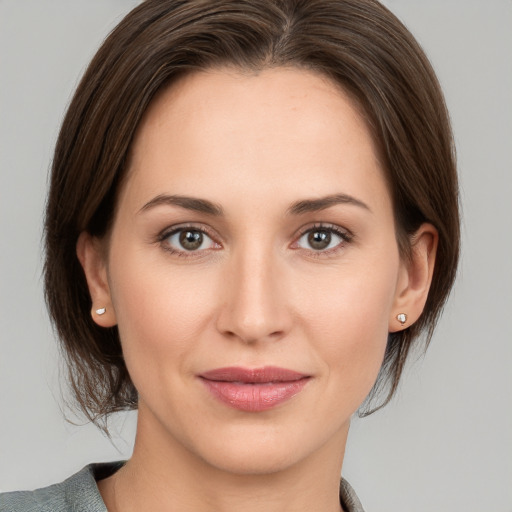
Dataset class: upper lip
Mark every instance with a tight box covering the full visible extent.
[199,366,309,383]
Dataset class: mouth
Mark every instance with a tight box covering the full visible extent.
[199,366,311,412]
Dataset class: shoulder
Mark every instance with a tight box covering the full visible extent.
[340,478,366,512]
[0,462,123,512]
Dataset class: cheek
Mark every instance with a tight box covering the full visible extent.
[297,256,399,399]
[107,249,219,381]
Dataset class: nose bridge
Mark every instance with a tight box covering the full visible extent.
[217,238,290,343]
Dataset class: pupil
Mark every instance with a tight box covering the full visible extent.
[179,230,203,250]
[308,230,331,250]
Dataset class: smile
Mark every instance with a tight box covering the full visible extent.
[199,366,311,412]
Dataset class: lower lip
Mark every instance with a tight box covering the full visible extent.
[201,378,310,412]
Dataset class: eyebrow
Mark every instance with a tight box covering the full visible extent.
[139,194,224,216]
[139,192,371,217]
[286,193,372,215]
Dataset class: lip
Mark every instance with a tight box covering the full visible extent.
[199,366,310,412]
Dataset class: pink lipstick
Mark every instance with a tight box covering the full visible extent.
[199,366,310,412]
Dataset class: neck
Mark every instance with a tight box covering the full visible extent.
[100,404,349,512]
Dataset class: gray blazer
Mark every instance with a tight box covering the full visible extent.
[0,462,365,511]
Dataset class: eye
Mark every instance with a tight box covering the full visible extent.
[295,225,351,253]
[162,227,219,254]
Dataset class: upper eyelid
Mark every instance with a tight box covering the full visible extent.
[158,225,221,257]
[292,225,353,259]
[295,223,353,240]
[156,222,353,251]
[159,223,219,241]
[158,222,351,236]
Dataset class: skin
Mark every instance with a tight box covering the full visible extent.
[78,67,437,512]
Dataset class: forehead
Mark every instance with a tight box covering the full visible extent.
[133,67,375,157]
[122,67,388,214]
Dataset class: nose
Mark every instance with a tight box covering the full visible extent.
[215,245,293,344]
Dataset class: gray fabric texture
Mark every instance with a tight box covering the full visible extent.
[1,462,365,511]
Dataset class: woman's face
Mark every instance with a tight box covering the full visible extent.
[99,68,407,474]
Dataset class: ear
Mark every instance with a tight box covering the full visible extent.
[389,223,438,332]
[76,231,117,327]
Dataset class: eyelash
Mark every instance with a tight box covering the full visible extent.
[157,224,220,258]
[157,223,353,259]
[293,223,353,258]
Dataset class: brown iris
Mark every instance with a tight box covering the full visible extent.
[179,230,203,250]
[308,230,332,250]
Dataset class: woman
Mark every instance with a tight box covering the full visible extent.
[1,0,459,510]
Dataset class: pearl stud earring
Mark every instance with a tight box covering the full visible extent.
[95,307,106,315]
[396,313,407,326]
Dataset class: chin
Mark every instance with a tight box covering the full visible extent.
[176,416,350,477]
[195,436,312,476]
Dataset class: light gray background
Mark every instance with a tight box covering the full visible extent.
[1,1,511,510]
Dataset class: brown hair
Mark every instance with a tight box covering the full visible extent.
[44,0,459,424]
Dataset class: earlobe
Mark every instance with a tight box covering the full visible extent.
[389,223,438,332]
[76,232,117,327]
